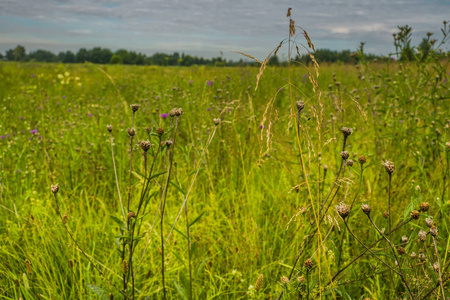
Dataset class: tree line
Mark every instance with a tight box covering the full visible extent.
[1,45,385,66]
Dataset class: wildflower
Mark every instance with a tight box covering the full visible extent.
[88,113,93,117]
[30,129,38,134]
[207,80,213,87]
[160,113,169,118]
[175,108,183,116]
[19,116,23,120]
[207,108,211,111]
[382,160,395,174]
[169,108,177,117]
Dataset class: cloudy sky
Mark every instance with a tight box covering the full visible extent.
[0,0,448,60]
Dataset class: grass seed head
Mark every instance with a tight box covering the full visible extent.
[382,160,395,174]
[255,274,263,291]
[51,183,59,194]
[341,151,350,160]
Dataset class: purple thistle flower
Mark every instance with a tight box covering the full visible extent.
[7,134,10,138]
[0,135,5,139]
[207,108,211,111]
[88,113,93,117]
[390,56,395,61]
[160,113,169,118]
[62,95,66,99]
[30,129,38,134]
[31,74,35,77]
[19,116,23,120]
[28,137,32,140]
[303,73,308,78]
[259,125,264,129]
[68,108,71,112]
[207,80,213,87]
[443,78,447,84]
[57,102,60,105]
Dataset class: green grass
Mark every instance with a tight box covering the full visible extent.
[0,58,449,299]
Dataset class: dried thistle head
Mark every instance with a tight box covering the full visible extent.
[361,204,371,215]
[418,230,427,242]
[341,151,350,160]
[165,140,174,148]
[429,225,438,237]
[107,124,113,133]
[346,159,354,167]
[130,103,141,113]
[336,202,350,219]
[296,101,305,113]
[419,252,426,262]
[401,235,408,243]
[139,140,151,152]
[382,211,389,219]
[304,259,314,270]
[382,160,395,174]
[410,210,420,220]
[51,183,59,194]
[213,118,221,126]
[128,211,136,219]
[127,127,136,137]
[358,155,367,165]
[169,108,177,117]
[419,202,430,212]
[323,164,328,171]
[425,217,434,228]
[175,108,183,117]
[433,262,440,272]
[281,276,289,284]
[297,276,305,283]
[410,252,417,260]
[397,246,406,255]
[341,127,353,138]
[255,274,263,291]
[156,127,164,136]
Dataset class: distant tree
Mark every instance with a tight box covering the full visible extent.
[0,53,3,60]
[110,54,123,64]
[13,45,27,61]
[28,49,57,62]
[90,47,112,64]
[63,51,76,63]
[268,55,280,66]
[76,48,89,63]
[5,49,14,61]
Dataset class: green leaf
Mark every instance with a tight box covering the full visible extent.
[170,181,186,195]
[196,257,209,278]
[173,278,189,300]
[110,215,126,230]
[189,211,206,228]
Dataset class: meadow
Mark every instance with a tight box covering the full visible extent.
[0,36,449,299]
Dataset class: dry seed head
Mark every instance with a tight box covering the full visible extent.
[382,160,395,174]
[127,127,136,137]
[410,210,420,220]
[425,217,433,228]
[281,276,289,284]
[169,108,177,117]
[341,151,350,160]
[286,7,291,17]
[397,246,406,255]
[336,202,350,219]
[323,164,328,171]
[122,260,128,273]
[418,230,427,242]
[297,276,305,283]
[175,108,183,116]
[433,262,440,272]
[410,252,417,260]
[341,127,353,138]
[401,235,408,243]
[419,202,430,212]
[346,159,354,167]
[130,103,141,112]
[156,127,164,136]
[213,118,221,126]
[361,204,371,215]
[358,155,367,164]
[165,140,174,148]
[419,252,426,262]
[296,101,305,112]
[382,211,389,219]
[51,183,59,194]
[139,140,151,152]
[446,141,450,151]
[107,124,112,133]
[304,259,314,270]
[255,274,263,291]
[430,225,438,237]
[128,211,136,219]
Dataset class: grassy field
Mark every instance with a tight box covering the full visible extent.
[0,55,449,299]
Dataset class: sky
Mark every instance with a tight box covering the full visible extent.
[0,0,449,61]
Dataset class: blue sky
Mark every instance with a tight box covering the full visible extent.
[0,0,449,60]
